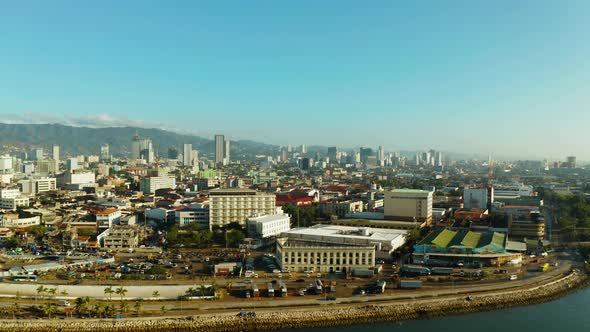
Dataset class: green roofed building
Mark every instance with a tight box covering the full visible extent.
[413,228,516,267]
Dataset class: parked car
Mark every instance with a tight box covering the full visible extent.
[326,296,337,301]
[509,274,518,281]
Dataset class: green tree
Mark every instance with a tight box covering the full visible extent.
[5,236,22,250]
[104,286,114,304]
[74,297,89,318]
[115,286,128,302]
[152,290,160,299]
[28,225,48,240]
[119,301,130,315]
[42,302,57,319]
[225,229,245,247]
[133,299,143,316]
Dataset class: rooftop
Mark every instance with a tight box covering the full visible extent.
[283,224,407,243]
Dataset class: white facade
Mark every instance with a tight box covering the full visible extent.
[247,214,291,239]
[0,188,21,199]
[139,176,176,194]
[494,183,534,197]
[208,188,276,228]
[96,209,122,229]
[0,215,40,228]
[384,189,433,224]
[0,197,30,210]
[17,177,57,195]
[52,145,60,161]
[277,238,375,273]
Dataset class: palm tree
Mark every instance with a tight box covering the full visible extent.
[104,304,116,318]
[199,284,206,297]
[104,286,114,304]
[74,297,89,318]
[133,299,143,316]
[115,286,128,302]
[60,289,69,297]
[36,285,47,304]
[185,287,195,297]
[9,302,19,319]
[152,290,160,299]
[47,288,57,304]
[42,302,57,319]
[160,305,167,314]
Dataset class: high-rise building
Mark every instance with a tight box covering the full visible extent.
[52,145,60,161]
[327,147,339,163]
[300,144,307,154]
[464,188,492,210]
[32,148,44,161]
[208,188,276,229]
[215,135,225,166]
[435,151,443,166]
[100,144,110,162]
[131,133,141,159]
[360,147,373,164]
[224,140,230,165]
[378,146,385,166]
[66,158,78,171]
[139,138,154,163]
[183,143,192,166]
[566,156,576,168]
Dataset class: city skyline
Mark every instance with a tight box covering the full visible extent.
[1,1,590,159]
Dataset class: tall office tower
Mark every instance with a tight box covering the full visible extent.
[214,135,225,165]
[131,133,141,159]
[414,153,420,166]
[435,151,443,166]
[183,143,192,166]
[191,150,199,168]
[327,147,339,163]
[300,144,307,154]
[566,156,576,168]
[66,157,78,171]
[100,144,110,162]
[168,147,179,159]
[224,140,230,165]
[287,145,292,153]
[33,148,44,161]
[378,145,385,166]
[52,145,60,161]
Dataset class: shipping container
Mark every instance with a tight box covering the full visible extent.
[431,267,453,275]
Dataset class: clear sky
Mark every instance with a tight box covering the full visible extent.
[1,1,589,160]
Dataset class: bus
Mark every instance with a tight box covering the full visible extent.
[13,275,37,282]
[400,265,431,277]
[278,281,288,297]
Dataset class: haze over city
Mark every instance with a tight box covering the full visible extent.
[1,0,590,160]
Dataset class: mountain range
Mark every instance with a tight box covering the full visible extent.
[0,123,279,158]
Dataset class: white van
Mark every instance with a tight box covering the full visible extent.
[509,274,518,281]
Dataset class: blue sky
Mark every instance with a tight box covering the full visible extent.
[1,1,589,160]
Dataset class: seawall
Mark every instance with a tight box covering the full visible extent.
[0,269,586,332]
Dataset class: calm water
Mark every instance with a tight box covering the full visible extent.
[279,286,590,332]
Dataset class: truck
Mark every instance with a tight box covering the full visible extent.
[278,281,288,297]
[267,282,274,297]
[399,280,423,289]
[431,267,453,275]
[400,265,431,277]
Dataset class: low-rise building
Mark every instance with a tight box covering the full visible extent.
[384,189,433,225]
[175,204,210,229]
[139,175,176,194]
[246,213,291,239]
[100,226,139,249]
[95,208,122,229]
[318,200,364,218]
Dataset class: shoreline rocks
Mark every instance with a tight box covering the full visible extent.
[0,270,587,332]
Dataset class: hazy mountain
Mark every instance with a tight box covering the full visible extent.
[0,123,278,158]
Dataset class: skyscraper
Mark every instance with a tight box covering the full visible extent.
[300,144,307,154]
[566,156,576,168]
[183,143,192,166]
[378,145,385,165]
[215,135,225,166]
[131,133,141,159]
[224,140,230,165]
[100,144,110,162]
[52,145,60,161]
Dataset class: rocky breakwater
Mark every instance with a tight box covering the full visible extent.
[0,269,586,332]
